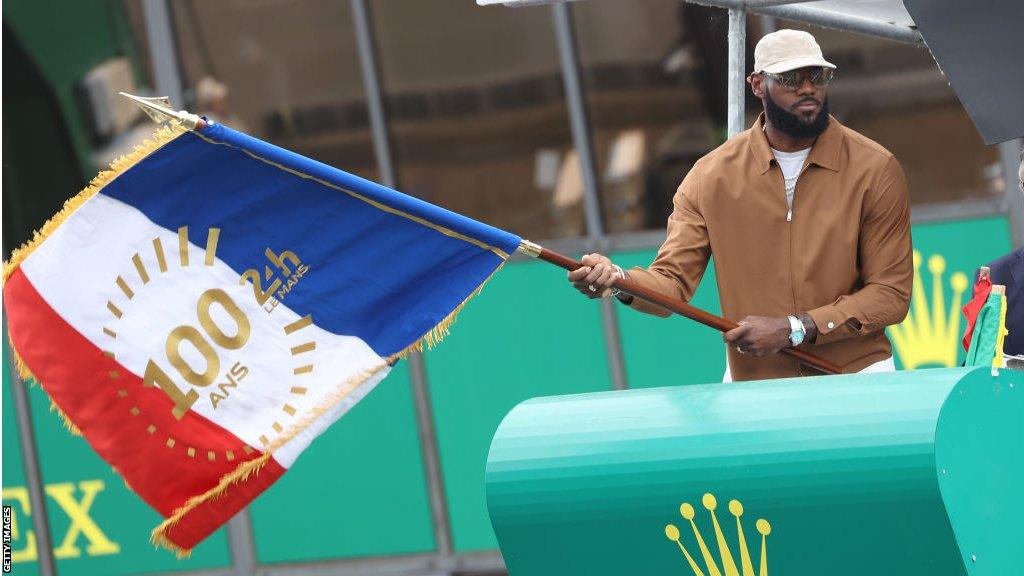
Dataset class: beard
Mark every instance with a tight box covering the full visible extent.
[765,91,830,139]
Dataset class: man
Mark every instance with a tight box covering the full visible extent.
[984,149,1023,357]
[568,29,913,381]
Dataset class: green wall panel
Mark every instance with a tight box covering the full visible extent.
[612,252,725,388]
[424,258,614,552]
[887,216,1013,370]
[251,364,435,563]
[20,383,231,575]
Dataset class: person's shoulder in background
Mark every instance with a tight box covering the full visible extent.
[987,246,1023,288]
[988,246,1023,356]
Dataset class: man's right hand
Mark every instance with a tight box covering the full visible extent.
[567,253,622,299]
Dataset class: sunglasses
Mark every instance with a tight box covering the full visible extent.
[761,68,835,91]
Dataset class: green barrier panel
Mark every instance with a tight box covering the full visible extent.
[612,253,725,387]
[887,217,1012,370]
[425,257,613,551]
[486,367,1023,575]
[251,364,436,563]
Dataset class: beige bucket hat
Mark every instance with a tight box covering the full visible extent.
[753,29,836,74]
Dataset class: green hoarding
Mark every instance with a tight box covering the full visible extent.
[887,217,1012,370]
[250,364,436,563]
[614,256,726,387]
[423,258,614,551]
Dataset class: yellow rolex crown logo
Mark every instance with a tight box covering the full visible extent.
[664,493,770,576]
[888,250,968,369]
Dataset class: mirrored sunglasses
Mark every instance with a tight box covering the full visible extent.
[762,67,835,90]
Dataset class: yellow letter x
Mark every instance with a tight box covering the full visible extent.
[45,480,120,558]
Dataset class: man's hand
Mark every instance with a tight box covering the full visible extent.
[567,253,620,299]
[723,316,792,357]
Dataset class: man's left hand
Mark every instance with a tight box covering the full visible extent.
[723,316,792,357]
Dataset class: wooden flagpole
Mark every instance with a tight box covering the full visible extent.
[517,240,844,376]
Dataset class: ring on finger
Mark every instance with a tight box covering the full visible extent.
[588,284,597,292]
[737,346,747,354]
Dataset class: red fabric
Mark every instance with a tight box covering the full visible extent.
[163,458,285,549]
[4,268,276,548]
[962,275,993,351]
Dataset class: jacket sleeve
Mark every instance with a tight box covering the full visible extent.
[626,168,712,317]
[807,156,913,344]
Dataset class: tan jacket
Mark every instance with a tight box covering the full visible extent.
[628,114,912,381]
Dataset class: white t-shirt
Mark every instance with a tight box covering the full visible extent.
[771,147,811,211]
[722,356,895,383]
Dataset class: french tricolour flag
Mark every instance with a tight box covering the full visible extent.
[3,121,520,554]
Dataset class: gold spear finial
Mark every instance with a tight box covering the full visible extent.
[119,92,204,130]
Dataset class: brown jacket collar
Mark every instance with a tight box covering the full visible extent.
[749,112,844,175]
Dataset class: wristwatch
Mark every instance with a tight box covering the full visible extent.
[787,315,806,346]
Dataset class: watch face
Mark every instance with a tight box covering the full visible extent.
[788,316,805,346]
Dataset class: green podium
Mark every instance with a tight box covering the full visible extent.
[485,367,1023,575]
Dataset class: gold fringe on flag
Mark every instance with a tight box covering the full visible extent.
[8,343,35,384]
[9,328,110,439]
[6,334,81,436]
[423,263,503,349]
[49,399,83,436]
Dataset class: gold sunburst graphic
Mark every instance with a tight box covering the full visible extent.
[102,225,316,461]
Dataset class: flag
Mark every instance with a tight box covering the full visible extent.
[2,120,521,554]
[963,288,1008,367]
[961,273,992,351]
